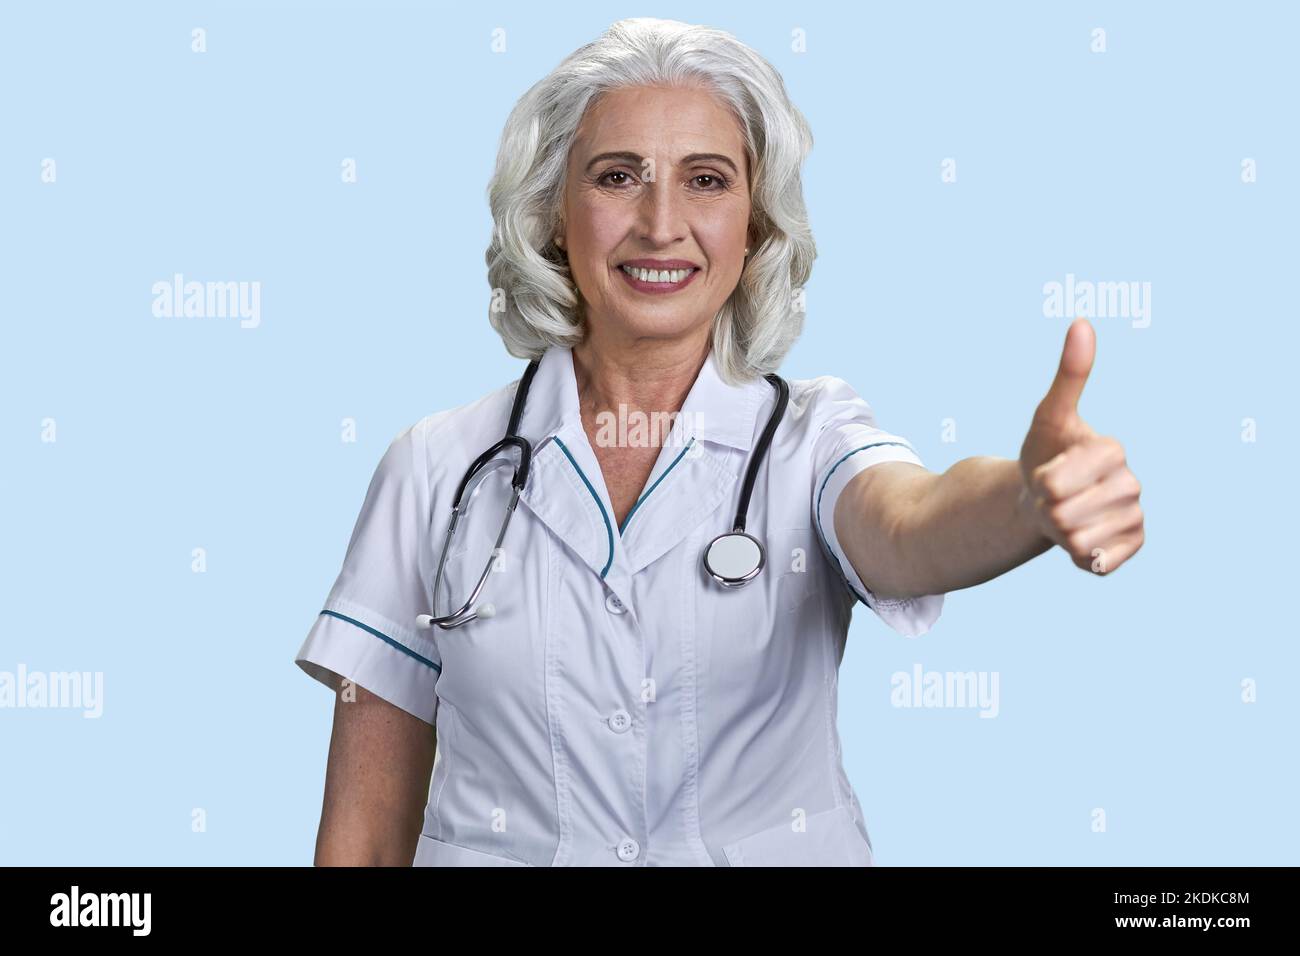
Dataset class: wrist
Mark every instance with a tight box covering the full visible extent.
[1014,470,1053,550]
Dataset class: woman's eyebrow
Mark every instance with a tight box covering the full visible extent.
[584,150,740,177]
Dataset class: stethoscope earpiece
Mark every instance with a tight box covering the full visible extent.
[703,531,766,588]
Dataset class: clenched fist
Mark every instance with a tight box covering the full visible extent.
[1018,318,1145,574]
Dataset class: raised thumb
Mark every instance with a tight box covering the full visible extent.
[1038,317,1096,422]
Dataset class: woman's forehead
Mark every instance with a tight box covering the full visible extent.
[574,86,745,161]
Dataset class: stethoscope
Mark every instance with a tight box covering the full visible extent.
[416,357,789,630]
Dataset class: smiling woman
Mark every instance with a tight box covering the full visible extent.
[483,20,816,386]
[295,16,1143,869]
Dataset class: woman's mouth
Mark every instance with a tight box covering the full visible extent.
[617,263,700,295]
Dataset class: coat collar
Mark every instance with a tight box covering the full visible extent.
[511,343,773,603]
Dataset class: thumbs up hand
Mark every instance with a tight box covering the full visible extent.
[1017,318,1145,574]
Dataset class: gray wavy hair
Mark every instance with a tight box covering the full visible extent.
[484,17,817,385]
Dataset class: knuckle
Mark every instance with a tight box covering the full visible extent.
[1047,502,1072,530]
[1041,473,1067,501]
[1103,436,1126,468]
[1030,458,1057,485]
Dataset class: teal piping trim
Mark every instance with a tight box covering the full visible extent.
[552,436,615,578]
[619,437,696,536]
[812,441,914,605]
[319,609,442,673]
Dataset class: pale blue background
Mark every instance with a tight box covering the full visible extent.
[2,0,1295,865]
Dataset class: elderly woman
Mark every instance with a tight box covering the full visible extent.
[295,17,1144,867]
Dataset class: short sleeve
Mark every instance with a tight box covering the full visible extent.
[295,423,443,724]
[809,376,944,638]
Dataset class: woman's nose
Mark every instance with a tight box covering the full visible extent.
[635,176,689,246]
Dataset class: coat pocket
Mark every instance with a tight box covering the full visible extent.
[412,833,531,867]
[722,805,874,867]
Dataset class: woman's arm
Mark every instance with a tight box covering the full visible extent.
[314,675,436,866]
[836,457,1053,599]
[835,319,1144,600]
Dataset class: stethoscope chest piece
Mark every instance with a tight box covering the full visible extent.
[703,531,766,588]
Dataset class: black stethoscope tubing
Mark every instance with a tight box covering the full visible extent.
[418,356,787,629]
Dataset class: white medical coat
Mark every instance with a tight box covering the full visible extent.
[296,344,944,866]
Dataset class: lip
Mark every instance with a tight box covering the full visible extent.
[616,262,701,295]
[619,258,701,270]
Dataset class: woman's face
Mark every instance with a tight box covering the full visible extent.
[560,84,752,344]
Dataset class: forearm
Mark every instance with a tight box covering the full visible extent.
[314,678,436,866]
[844,456,1053,599]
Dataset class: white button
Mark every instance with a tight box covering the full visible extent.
[605,593,627,614]
[607,709,631,733]
[616,838,640,862]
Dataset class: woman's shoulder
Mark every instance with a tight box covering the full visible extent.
[784,371,869,401]
[778,372,877,434]
[410,381,516,442]
[389,375,525,489]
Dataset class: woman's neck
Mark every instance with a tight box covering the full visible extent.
[571,329,710,425]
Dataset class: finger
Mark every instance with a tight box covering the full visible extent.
[1078,528,1144,575]
[1037,317,1096,425]
[1033,435,1126,503]
[1049,466,1142,531]
[1065,502,1144,558]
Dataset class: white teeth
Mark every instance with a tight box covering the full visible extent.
[621,265,695,284]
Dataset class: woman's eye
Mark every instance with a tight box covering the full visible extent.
[599,170,729,190]
[693,173,728,190]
